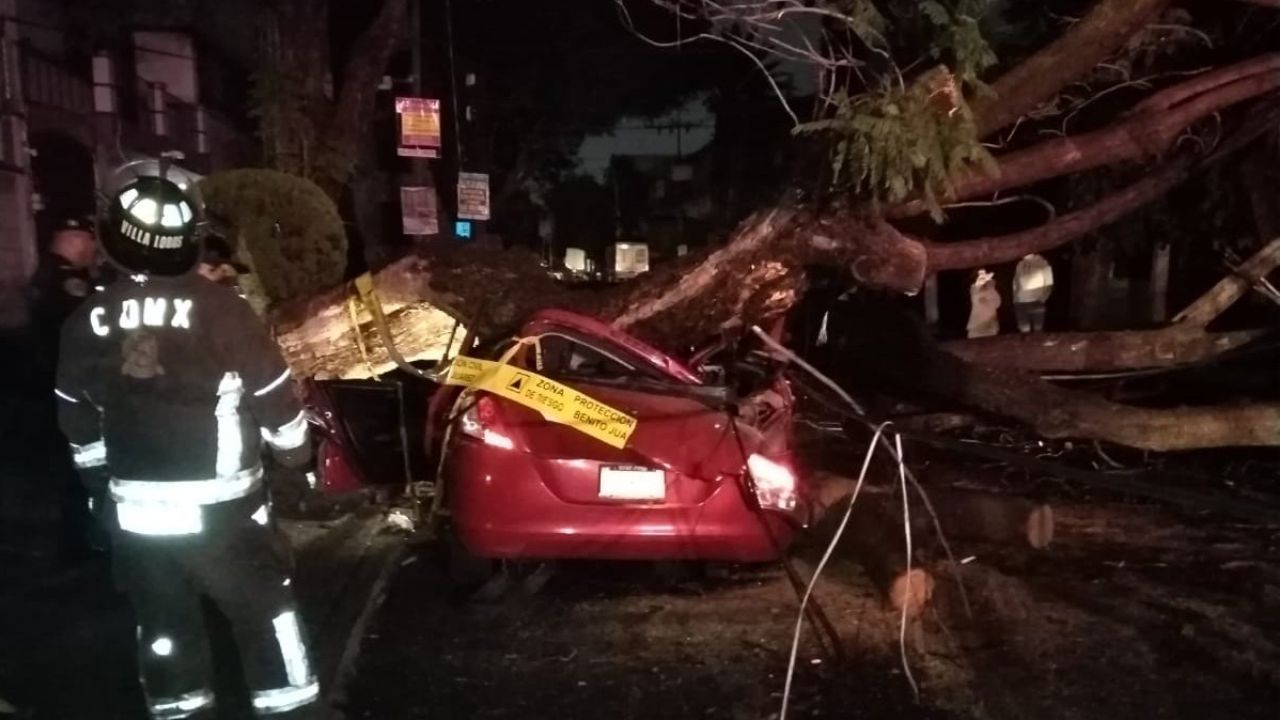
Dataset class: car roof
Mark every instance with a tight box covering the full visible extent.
[521,308,701,384]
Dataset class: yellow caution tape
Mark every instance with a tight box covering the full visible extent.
[346,293,379,380]
[440,355,639,450]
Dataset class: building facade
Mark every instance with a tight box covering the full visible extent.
[0,0,253,329]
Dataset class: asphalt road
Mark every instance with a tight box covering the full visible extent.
[0,511,401,720]
[342,549,948,720]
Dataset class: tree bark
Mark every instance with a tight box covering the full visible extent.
[809,494,935,617]
[958,73,1280,204]
[924,159,1191,272]
[812,473,1054,549]
[892,55,1280,218]
[941,327,1266,373]
[970,0,1173,138]
[271,244,574,379]
[270,210,933,377]
[833,292,1280,451]
[939,357,1280,451]
[263,0,407,197]
[319,0,409,198]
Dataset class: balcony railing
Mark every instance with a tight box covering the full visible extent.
[20,45,252,171]
[19,47,93,115]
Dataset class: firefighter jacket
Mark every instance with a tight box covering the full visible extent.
[54,273,308,529]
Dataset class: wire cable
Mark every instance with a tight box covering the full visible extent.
[779,421,892,720]
[895,432,920,699]
[442,0,464,167]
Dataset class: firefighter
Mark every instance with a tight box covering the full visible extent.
[54,160,323,719]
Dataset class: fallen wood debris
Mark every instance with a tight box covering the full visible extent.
[812,472,1054,550]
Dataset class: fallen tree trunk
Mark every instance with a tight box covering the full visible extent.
[942,327,1267,373]
[812,472,1054,549]
[943,236,1280,372]
[811,496,936,617]
[271,211,929,377]
[268,84,1280,379]
[838,293,1280,451]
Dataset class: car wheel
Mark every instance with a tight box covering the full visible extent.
[446,525,496,589]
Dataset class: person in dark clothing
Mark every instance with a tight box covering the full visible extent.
[196,234,249,287]
[26,217,102,563]
[29,217,99,359]
[55,160,324,720]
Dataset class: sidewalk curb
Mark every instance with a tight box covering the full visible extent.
[323,538,407,710]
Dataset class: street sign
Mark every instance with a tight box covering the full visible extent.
[400,186,438,236]
[395,97,441,158]
[456,172,490,220]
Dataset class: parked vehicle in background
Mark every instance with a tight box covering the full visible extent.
[431,309,806,563]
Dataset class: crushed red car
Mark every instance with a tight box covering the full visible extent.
[429,309,807,563]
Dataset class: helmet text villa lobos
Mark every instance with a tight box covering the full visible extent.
[120,219,186,250]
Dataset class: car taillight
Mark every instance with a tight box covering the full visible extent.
[458,395,516,450]
[747,454,797,512]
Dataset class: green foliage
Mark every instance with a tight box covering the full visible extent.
[200,170,347,306]
[796,69,996,218]
[795,1,999,213]
[920,0,998,91]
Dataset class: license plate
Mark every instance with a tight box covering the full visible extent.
[598,466,665,501]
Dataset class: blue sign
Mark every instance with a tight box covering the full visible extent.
[454,220,473,239]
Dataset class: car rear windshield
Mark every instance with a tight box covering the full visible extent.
[534,332,663,382]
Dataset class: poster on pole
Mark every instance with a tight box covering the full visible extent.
[401,186,439,236]
[456,172,490,221]
[395,97,441,158]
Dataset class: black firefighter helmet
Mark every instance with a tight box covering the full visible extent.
[101,158,204,277]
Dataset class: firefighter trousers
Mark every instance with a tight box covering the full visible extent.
[110,493,321,719]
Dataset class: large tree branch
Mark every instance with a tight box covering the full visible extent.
[922,98,1280,273]
[1174,236,1280,326]
[890,55,1280,219]
[1133,54,1280,114]
[924,159,1190,272]
[839,296,1280,451]
[945,357,1280,452]
[971,0,1173,138]
[953,71,1280,206]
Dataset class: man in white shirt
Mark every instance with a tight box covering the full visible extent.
[1013,253,1054,333]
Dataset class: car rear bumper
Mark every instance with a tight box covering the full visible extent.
[446,441,797,562]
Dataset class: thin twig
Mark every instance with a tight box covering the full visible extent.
[615,0,801,127]
[941,194,1058,222]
